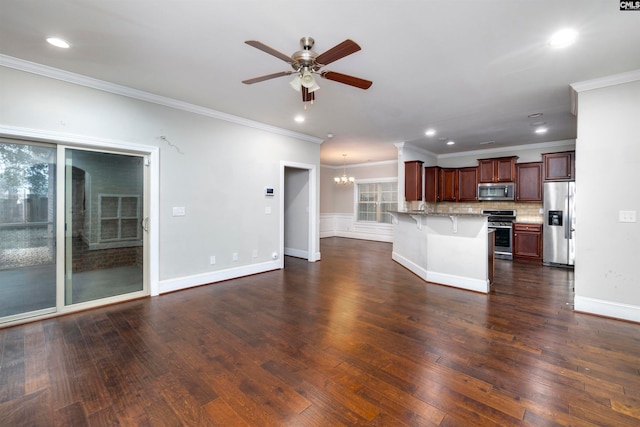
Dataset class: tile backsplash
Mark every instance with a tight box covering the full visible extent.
[428,201,543,223]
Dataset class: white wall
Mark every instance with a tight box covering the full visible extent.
[572,75,640,322]
[0,64,321,295]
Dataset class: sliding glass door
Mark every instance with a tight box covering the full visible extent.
[64,149,146,306]
[0,140,148,325]
[0,141,57,321]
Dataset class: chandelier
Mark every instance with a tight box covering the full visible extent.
[334,154,355,184]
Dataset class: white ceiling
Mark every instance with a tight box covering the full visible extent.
[1,1,639,165]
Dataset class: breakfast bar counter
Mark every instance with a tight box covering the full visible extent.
[390,211,492,293]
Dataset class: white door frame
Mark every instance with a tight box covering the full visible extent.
[280,160,319,267]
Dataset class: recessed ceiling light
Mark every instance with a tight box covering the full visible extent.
[327,133,333,138]
[46,37,70,48]
[425,129,436,137]
[446,140,455,146]
[530,121,547,127]
[294,115,305,123]
[479,141,496,145]
[535,127,548,134]
[528,113,543,118]
[549,29,578,48]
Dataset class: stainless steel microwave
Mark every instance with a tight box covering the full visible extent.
[477,182,515,201]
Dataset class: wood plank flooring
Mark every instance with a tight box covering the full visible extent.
[1,237,640,426]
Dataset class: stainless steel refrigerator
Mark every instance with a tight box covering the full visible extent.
[543,181,576,267]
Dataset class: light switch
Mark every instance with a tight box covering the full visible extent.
[619,210,637,223]
[172,206,186,217]
[265,207,271,214]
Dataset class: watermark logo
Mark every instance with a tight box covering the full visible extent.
[620,1,640,10]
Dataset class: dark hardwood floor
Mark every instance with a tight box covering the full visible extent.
[1,237,640,426]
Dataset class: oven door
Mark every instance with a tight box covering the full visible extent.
[490,225,513,260]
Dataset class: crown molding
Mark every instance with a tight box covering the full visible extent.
[570,68,640,93]
[0,54,324,145]
[321,159,397,169]
[437,139,575,159]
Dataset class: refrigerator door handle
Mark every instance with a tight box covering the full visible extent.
[564,194,571,239]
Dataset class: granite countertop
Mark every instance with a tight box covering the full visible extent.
[391,210,488,218]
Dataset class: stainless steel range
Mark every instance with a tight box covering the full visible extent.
[483,209,516,260]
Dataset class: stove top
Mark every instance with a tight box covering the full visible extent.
[482,209,516,225]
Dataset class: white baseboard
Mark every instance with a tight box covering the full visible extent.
[426,271,489,293]
[284,247,309,259]
[392,251,489,294]
[574,296,640,323]
[158,260,280,294]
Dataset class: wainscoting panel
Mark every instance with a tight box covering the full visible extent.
[320,213,393,242]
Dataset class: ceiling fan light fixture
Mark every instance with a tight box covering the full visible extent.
[300,71,316,88]
[308,80,320,93]
[289,75,302,91]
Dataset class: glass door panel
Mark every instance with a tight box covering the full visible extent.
[0,141,56,322]
[64,149,145,305]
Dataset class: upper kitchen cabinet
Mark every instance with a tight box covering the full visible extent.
[424,166,440,203]
[440,168,458,202]
[542,151,575,181]
[515,162,543,202]
[478,156,517,183]
[458,167,478,202]
[404,160,424,201]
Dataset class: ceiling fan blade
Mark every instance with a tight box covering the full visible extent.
[245,40,293,63]
[302,86,315,102]
[315,39,361,66]
[242,71,293,85]
[321,71,373,90]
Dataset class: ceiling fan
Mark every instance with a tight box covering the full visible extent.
[242,37,373,105]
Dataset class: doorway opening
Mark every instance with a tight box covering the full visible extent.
[281,162,319,266]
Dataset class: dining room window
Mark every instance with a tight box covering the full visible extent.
[356,179,397,224]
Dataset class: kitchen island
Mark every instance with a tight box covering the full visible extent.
[391,211,493,293]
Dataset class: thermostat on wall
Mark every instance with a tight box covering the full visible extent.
[265,187,275,196]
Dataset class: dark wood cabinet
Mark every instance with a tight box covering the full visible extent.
[478,157,517,183]
[457,167,478,202]
[513,223,542,262]
[440,168,458,202]
[404,160,423,201]
[542,151,575,181]
[424,166,440,202]
[515,162,543,202]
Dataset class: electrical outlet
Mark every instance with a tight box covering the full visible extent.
[252,249,258,258]
[619,210,637,223]
[265,207,271,214]
[172,206,186,216]
[232,252,238,261]
[209,255,216,265]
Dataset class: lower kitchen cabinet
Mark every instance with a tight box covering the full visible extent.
[513,223,542,262]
